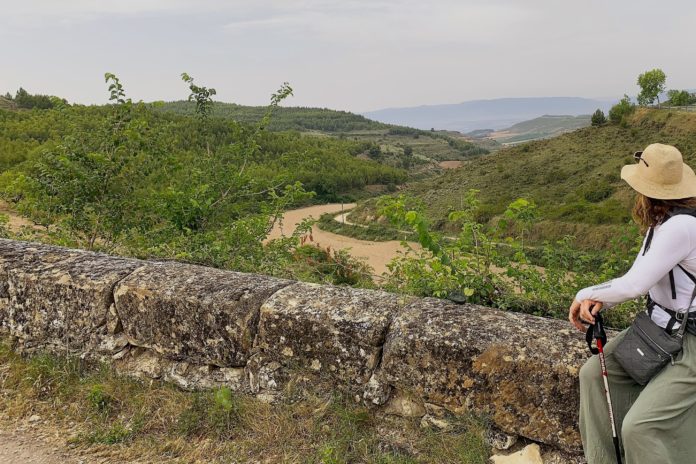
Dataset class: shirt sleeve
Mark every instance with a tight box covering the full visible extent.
[575,218,693,308]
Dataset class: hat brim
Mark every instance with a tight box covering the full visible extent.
[621,163,696,200]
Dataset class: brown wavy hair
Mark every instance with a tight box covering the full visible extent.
[633,194,696,232]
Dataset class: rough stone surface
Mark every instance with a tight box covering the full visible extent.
[491,444,543,464]
[0,239,142,352]
[249,282,407,396]
[0,239,81,332]
[486,426,519,451]
[114,262,292,367]
[379,298,597,452]
[111,346,247,391]
[383,389,426,417]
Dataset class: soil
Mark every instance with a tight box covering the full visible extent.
[438,160,463,169]
[0,200,41,233]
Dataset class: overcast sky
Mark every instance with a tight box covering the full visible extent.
[1,0,694,112]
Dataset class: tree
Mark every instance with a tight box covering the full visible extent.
[591,109,607,126]
[609,95,636,125]
[637,68,666,107]
[402,145,414,169]
[181,73,216,121]
[13,87,55,109]
[667,89,696,107]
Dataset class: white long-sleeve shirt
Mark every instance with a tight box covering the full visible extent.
[575,214,696,329]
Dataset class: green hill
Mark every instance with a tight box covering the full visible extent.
[0,97,15,110]
[351,108,696,249]
[489,114,591,144]
[156,101,490,163]
[156,100,389,132]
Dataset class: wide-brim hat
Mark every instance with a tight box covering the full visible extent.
[621,143,696,200]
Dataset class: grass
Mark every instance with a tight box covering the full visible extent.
[0,338,491,463]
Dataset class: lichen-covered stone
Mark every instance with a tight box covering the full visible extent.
[0,239,142,351]
[383,389,426,417]
[114,262,292,367]
[112,346,247,391]
[379,298,598,452]
[249,282,407,395]
[0,239,81,331]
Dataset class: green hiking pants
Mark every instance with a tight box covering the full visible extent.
[579,328,696,464]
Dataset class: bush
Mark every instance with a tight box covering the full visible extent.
[609,95,636,125]
[581,181,614,203]
[177,387,244,438]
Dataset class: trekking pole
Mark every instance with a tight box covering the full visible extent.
[586,312,622,464]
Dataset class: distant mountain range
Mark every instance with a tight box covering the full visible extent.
[363,97,615,132]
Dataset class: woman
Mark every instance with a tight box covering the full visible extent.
[569,143,696,464]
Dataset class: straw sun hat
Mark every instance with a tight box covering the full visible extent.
[621,143,696,200]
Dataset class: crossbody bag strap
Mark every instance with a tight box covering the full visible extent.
[677,264,696,284]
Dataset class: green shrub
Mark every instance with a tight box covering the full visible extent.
[87,383,115,414]
[177,387,244,438]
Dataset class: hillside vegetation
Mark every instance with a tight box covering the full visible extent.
[157,100,490,165]
[488,114,591,144]
[352,108,696,249]
[156,100,389,132]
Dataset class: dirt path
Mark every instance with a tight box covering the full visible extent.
[267,203,419,276]
[438,160,463,169]
[0,425,82,464]
[0,200,42,233]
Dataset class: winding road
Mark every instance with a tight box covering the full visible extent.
[266,203,419,276]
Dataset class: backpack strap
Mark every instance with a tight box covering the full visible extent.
[643,226,655,255]
[669,269,677,299]
[667,207,696,220]
[663,265,696,332]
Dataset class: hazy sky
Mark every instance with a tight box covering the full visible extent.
[2,0,694,112]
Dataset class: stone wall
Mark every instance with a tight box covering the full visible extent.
[0,239,595,454]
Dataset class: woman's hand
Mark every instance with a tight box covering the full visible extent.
[568,299,604,332]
